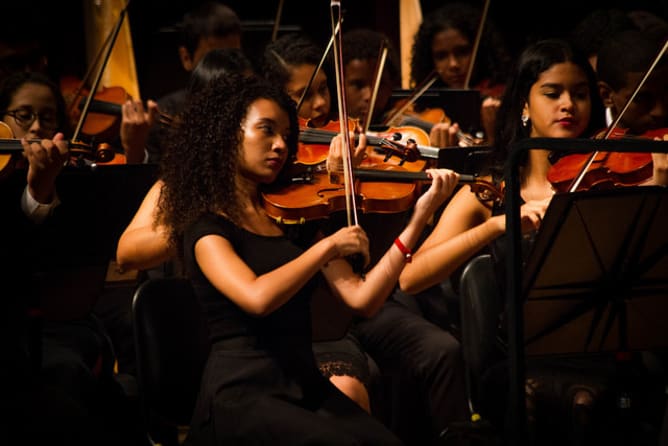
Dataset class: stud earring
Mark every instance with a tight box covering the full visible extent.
[521,115,529,127]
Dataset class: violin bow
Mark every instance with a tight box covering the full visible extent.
[363,40,388,134]
[463,0,491,89]
[65,20,118,118]
[330,0,358,227]
[331,0,368,275]
[270,0,285,42]
[382,69,439,127]
[295,21,341,113]
[568,38,668,192]
[72,0,131,145]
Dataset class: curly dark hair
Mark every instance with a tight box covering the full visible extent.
[490,38,605,179]
[157,73,299,250]
[409,2,511,89]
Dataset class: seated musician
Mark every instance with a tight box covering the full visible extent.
[409,2,512,147]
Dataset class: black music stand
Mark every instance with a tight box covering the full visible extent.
[435,145,493,174]
[503,136,668,444]
[389,88,482,133]
[521,186,668,356]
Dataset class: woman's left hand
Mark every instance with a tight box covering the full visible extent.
[326,132,368,180]
[413,168,460,217]
[23,132,69,203]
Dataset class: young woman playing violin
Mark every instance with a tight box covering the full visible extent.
[119,44,381,414]
[547,29,668,192]
[158,72,459,445]
[1,71,70,215]
[1,70,142,444]
[400,38,657,444]
[409,2,512,147]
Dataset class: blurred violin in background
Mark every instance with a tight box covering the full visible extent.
[0,121,120,177]
[61,74,130,143]
[61,77,174,133]
[298,117,428,169]
[381,71,485,147]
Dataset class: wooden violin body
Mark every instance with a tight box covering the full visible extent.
[265,116,444,223]
[263,162,421,224]
[62,75,130,142]
[547,127,661,193]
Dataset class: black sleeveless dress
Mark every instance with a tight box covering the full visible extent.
[183,213,401,445]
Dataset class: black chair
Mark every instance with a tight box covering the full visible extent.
[132,277,210,446]
[458,254,507,418]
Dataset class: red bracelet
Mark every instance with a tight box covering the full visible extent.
[394,237,412,262]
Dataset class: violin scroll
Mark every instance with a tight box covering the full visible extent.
[459,174,504,206]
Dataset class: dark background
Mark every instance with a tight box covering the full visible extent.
[7,0,668,101]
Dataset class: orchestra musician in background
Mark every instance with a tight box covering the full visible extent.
[0,70,142,445]
[131,1,243,164]
[409,2,512,147]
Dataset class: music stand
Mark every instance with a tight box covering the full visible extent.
[435,145,493,174]
[389,88,482,133]
[503,136,668,444]
[521,186,668,356]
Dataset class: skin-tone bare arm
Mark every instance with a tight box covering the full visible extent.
[399,182,550,295]
[196,168,459,318]
[116,180,175,271]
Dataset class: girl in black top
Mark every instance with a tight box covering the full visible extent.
[157,73,460,444]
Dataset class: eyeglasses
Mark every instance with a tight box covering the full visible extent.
[2,108,58,131]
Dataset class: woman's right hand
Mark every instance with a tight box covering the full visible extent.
[327,225,370,268]
[120,99,160,164]
[518,197,551,234]
[326,132,368,178]
[429,121,460,147]
[480,96,500,146]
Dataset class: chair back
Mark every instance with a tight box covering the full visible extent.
[132,277,210,444]
[459,254,505,381]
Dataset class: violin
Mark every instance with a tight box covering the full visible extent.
[61,75,130,142]
[298,117,430,168]
[69,94,176,129]
[0,121,122,176]
[547,127,666,193]
[262,163,503,224]
[266,118,425,224]
[262,162,421,224]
